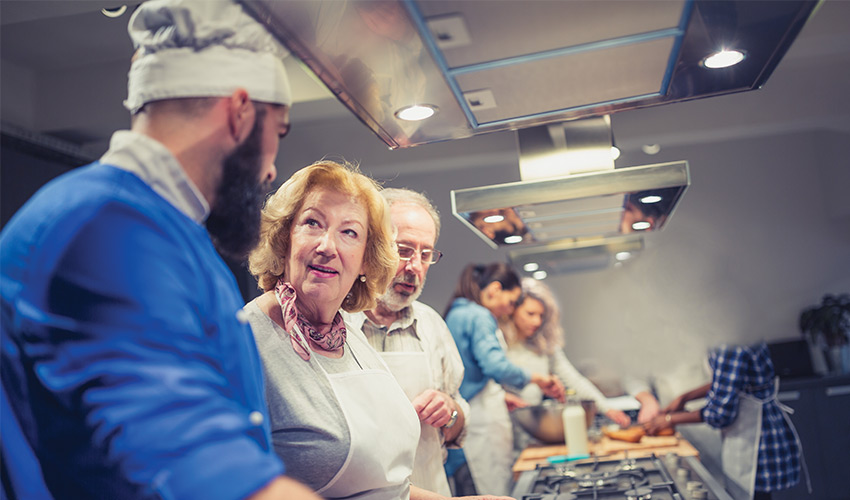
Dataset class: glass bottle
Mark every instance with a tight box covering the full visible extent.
[562,389,589,457]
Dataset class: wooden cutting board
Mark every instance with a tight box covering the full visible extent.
[512,435,699,478]
[596,435,680,454]
[518,435,680,459]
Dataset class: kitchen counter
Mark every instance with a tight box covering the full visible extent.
[512,434,699,479]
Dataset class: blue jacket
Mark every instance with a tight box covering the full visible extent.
[445,298,530,401]
[1,164,283,499]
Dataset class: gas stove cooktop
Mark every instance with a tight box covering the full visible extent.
[511,454,732,500]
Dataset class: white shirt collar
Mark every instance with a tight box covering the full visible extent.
[99,130,210,223]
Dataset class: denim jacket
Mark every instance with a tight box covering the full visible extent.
[445,298,530,400]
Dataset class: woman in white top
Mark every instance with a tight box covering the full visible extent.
[501,278,636,435]
[245,160,510,500]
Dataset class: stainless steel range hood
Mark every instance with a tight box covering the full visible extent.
[243,0,820,149]
[451,160,690,249]
[451,116,690,249]
[509,237,645,279]
[241,0,806,260]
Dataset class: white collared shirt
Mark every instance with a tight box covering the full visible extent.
[344,301,470,448]
[100,130,209,223]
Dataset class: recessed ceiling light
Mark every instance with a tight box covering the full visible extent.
[483,215,505,223]
[632,221,651,231]
[504,235,523,244]
[703,49,745,69]
[615,251,632,261]
[395,104,437,121]
[610,146,621,160]
[101,5,127,18]
[523,262,539,272]
[532,270,548,280]
[640,195,662,204]
[641,144,661,155]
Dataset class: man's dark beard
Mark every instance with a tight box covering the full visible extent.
[206,109,270,261]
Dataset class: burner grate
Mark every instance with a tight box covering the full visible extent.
[518,454,686,500]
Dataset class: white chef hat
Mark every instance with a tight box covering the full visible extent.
[124,0,292,113]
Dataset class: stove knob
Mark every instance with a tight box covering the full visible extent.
[687,480,704,492]
[690,488,709,500]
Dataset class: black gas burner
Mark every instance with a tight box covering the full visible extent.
[624,487,653,500]
[539,461,650,497]
[618,458,640,471]
[516,455,688,500]
[515,452,732,500]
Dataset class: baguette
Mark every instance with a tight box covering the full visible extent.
[602,426,674,443]
[603,426,645,443]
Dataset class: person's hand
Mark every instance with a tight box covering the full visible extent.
[504,392,528,412]
[412,486,516,499]
[531,373,565,401]
[454,496,516,500]
[412,389,456,428]
[643,413,675,436]
[546,376,566,403]
[605,409,632,428]
[635,394,661,424]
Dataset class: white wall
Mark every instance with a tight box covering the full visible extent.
[366,128,850,401]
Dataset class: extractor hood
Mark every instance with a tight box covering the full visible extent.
[451,161,690,248]
[509,237,645,279]
[243,0,820,149]
[451,115,690,249]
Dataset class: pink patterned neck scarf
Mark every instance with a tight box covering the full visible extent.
[274,279,347,361]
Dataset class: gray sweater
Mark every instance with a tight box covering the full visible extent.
[244,299,389,492]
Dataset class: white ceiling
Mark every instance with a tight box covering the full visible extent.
[2,0,849,178]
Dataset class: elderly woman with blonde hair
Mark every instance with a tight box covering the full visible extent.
[244,160,510,500]
[501,278,634,432]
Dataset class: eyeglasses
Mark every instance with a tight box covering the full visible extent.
[397,243,443,264]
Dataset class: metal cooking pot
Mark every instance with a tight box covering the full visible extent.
[511,399,598,444]
[510,400,567,444]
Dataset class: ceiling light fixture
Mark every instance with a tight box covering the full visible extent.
[532,270,548,280]
[640,195,662,204]
[483,214,505,223]
[703,49,746,69]
[101,5,128,18]
[615,251,633,261]
[641,144,661,155]
[504,235,523,244]
[632,221,651,231]
[523,262,539,272]
[610,145,621,160]
[395,104,437,121]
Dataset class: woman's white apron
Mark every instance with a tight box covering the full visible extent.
[464,380,514,496]
[310,334,420,500]
[381,351,452,496]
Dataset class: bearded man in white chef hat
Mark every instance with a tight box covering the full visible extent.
[0,1,321,499]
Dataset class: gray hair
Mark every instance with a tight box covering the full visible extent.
[381,188,441,242]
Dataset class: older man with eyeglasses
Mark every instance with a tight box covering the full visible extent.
[343,188,469,497]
